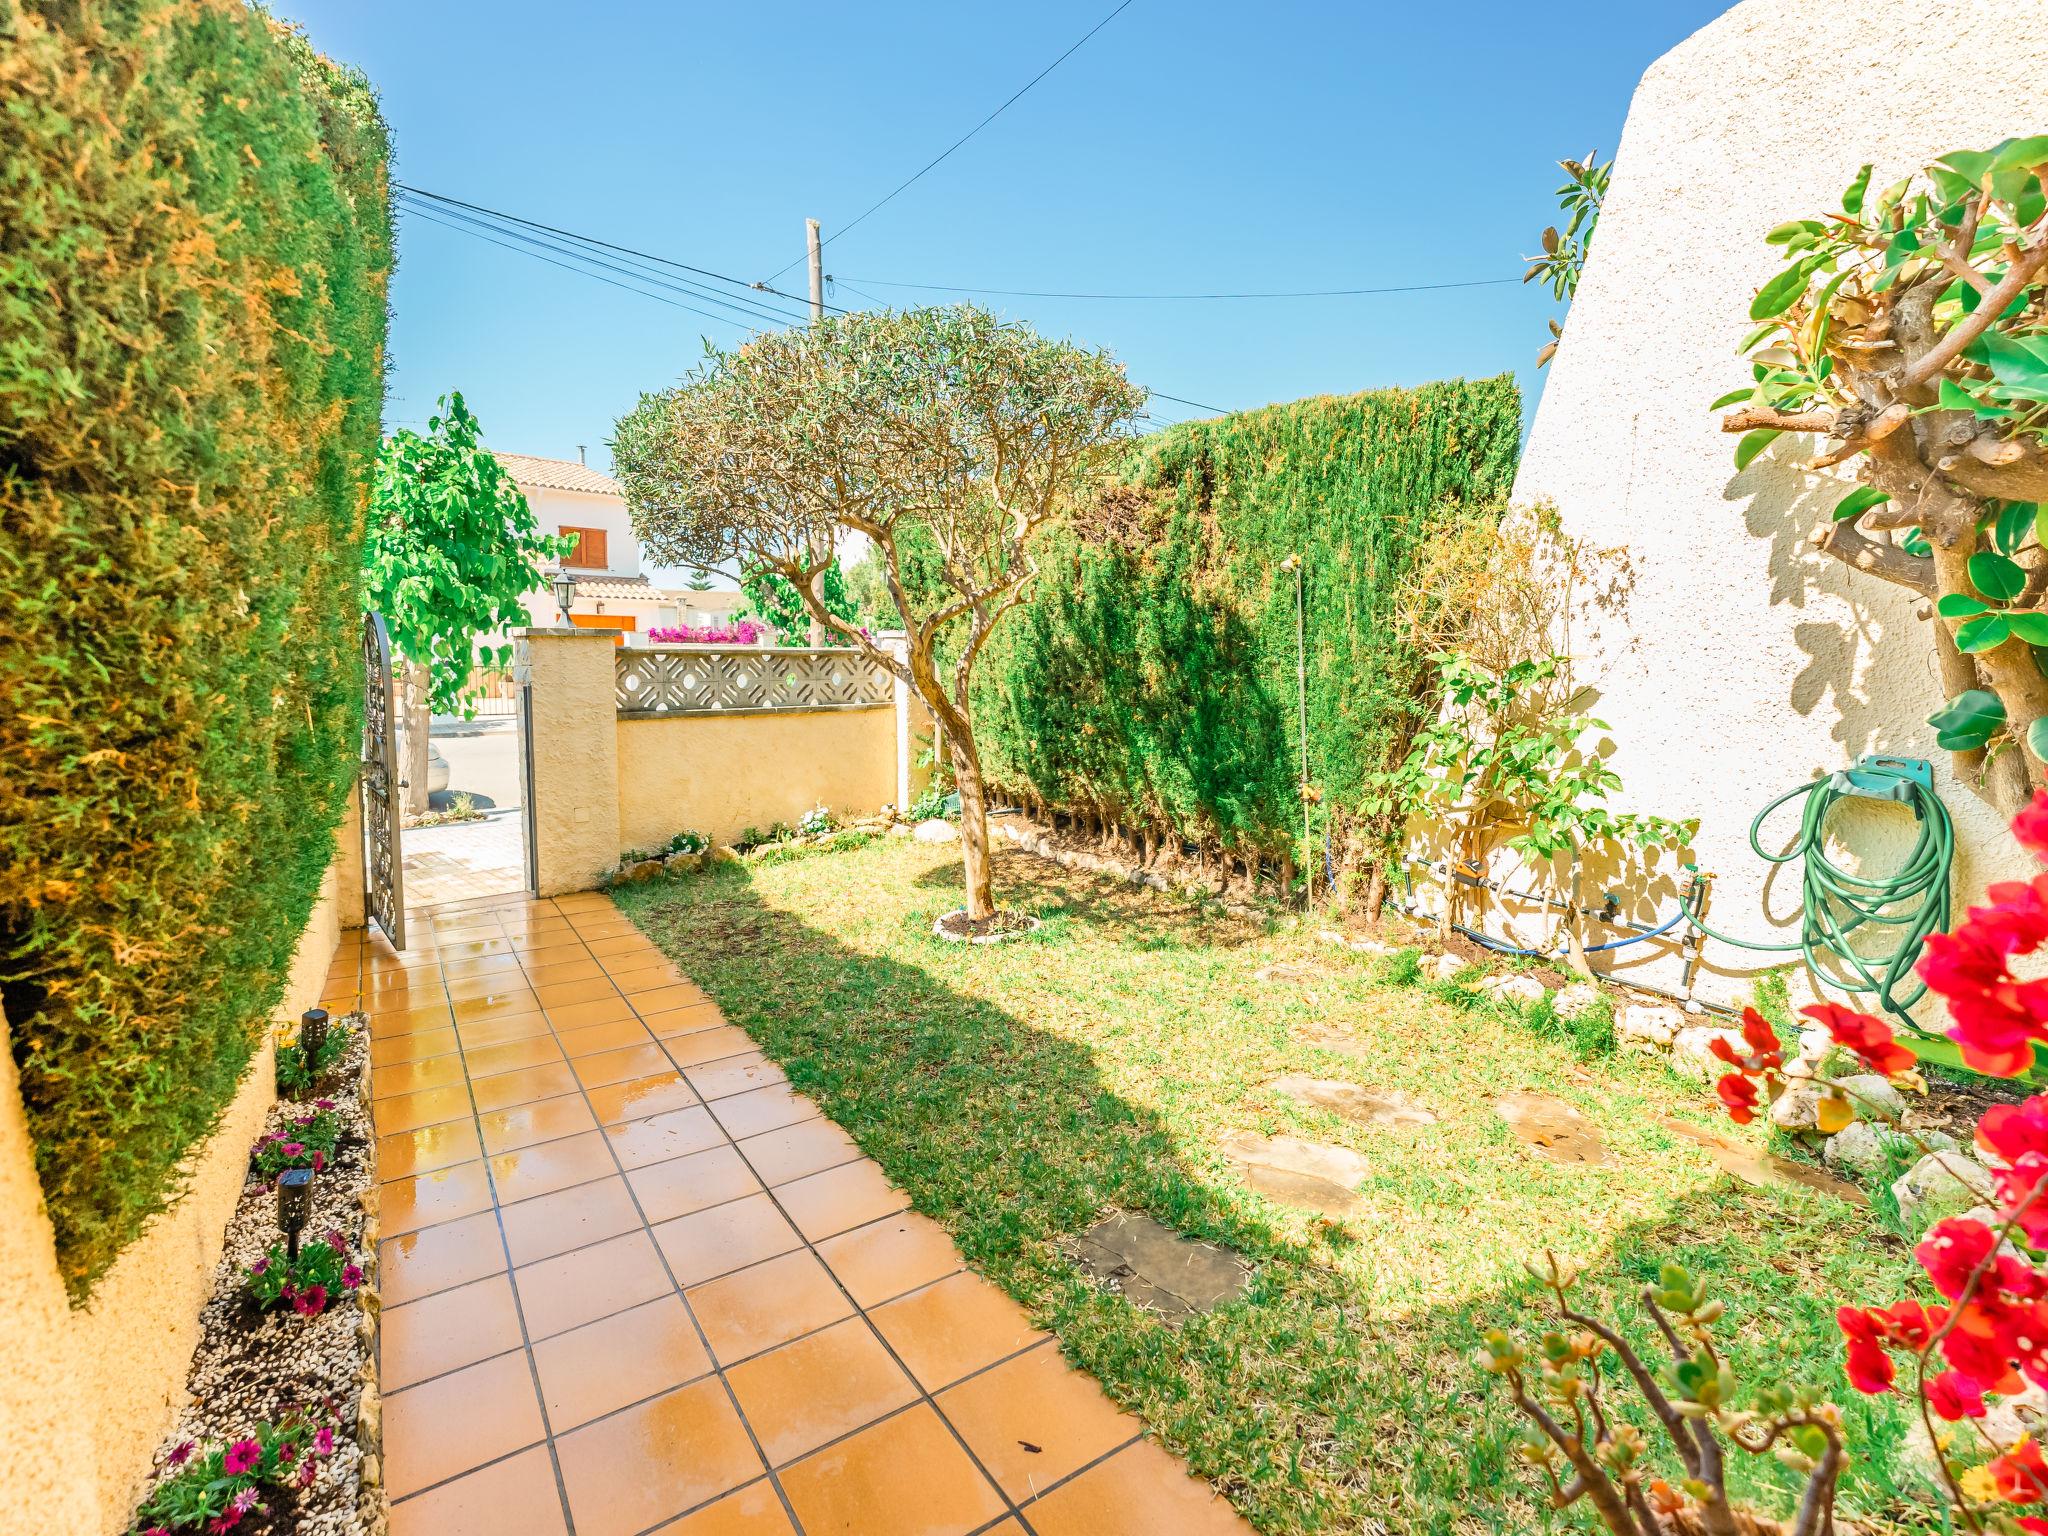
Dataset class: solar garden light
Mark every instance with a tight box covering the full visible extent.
[277,1167,314,1260]
[298,1007,328,1068]
[552,569,578,626]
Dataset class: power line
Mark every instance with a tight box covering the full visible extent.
[400,204,765,333]
[398,182,838,317]
[836,273,1523,301]
[395,192,806,331]
[761,0,1138,283]
[1151,389,1229,414]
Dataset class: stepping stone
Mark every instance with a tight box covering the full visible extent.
[1293,1020,1368,1059]
[1496,1093,1610,1166]
[1069,1211,1250,1318]
[1269,1075,1436,1129]
[1660,1117,1866,1205]
[1220,1131,1368,1215]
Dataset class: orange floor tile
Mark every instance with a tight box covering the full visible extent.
[343,891,1251,1536]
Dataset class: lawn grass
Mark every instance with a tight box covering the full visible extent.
[611,838,1934,1535]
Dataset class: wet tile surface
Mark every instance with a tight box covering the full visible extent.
[366,891,1250,1533]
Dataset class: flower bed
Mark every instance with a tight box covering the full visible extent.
[129,1018,380,1536]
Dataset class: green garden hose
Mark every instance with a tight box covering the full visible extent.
[1683,756,1954,1032]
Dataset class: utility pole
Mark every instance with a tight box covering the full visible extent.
[804,217,828,644]
[806,218,824,323]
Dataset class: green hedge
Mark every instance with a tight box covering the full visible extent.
[975,378,1521,874]
[0,0,392,1295]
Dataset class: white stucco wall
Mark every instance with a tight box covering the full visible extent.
[1500,0,2048,1020]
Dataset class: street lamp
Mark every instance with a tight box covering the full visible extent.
[551,570,578,627]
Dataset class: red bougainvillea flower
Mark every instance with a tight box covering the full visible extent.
[1919,1218,2002,1301]
[2012,791,2048,860]
[222,1439,261,1476]
[1927,1370,1989,1421]
[1836,1307,1897,1394]
[1716,1073,1760,1124]
[1981,1098,2048,1167]
[1800,1002,1917,1077]
[1992,1437,2048,1504]
[1711,1008,1784,1074]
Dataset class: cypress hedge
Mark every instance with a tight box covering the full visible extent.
[975,377,1521,884]
[0,0,392,1295]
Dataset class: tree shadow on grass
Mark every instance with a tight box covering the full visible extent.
[611,860,1932,1535]
[911,844,1275,951]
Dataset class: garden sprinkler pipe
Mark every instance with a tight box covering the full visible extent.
[1280,554,1309,907]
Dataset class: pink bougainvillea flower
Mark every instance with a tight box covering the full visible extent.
[1715,1072,1760,1124]
[314,1426,335,1456]
[1927,1370,1989,1421]
[1800,1002,1917,1077]
[293,1284,329,1316]
[1835,1307,1897,1394]
[1981,1098,2048,1167]
[222,1439,261,1476]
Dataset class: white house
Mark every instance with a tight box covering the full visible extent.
[492,451,748,645]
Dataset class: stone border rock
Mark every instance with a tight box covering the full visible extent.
[991,814,1268,919]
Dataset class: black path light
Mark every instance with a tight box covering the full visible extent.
[298,1007,328,1071]
[277,1167,314,1260]
[552,569,578,626]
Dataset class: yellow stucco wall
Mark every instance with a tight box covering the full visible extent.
[1494,0,2048,1020]
[617,705,902,852]
[0,813,357,1535]
[520,628,623,896]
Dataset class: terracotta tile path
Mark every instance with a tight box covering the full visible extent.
[327,890,1253,1536]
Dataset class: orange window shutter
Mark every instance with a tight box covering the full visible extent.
[586,528,608,568]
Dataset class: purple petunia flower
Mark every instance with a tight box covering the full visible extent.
[314,1426,334,1457]
[230,1490,258,1514]
[296,1114,315,1126]
[295,1457,318,1488]
[314,1098,336,1110]
[323,1229,345,1249]
[278,1142,304,1157]
[222,1439,260,1476]
[168,1441,195,1466]
[341,1264,363,1288]
[249,1257,268,1276]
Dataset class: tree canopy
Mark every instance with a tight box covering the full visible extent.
[613,304,1145,918]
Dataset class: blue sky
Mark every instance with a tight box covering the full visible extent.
[284,0,1726,572]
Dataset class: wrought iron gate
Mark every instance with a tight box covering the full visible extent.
[362,613,406,949]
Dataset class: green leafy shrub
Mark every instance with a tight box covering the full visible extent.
[275,1022,351,1099]
[0,0,392,1294]
[252,1109,342,1179]
[975,379,1520,882]
[131,1406,340,1533]
[244,1230,360,1316]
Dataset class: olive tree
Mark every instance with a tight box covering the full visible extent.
[1718,139,2048,812]
[612,305,1145,923]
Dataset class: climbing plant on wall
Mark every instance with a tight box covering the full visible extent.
[1718,140,2048,814]
[0,0,392,1295]
[973,377,1522,897]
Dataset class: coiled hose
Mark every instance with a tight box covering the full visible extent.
[1682,766,1953,1029]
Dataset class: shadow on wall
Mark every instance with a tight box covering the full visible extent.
[608,848,1930,1527]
